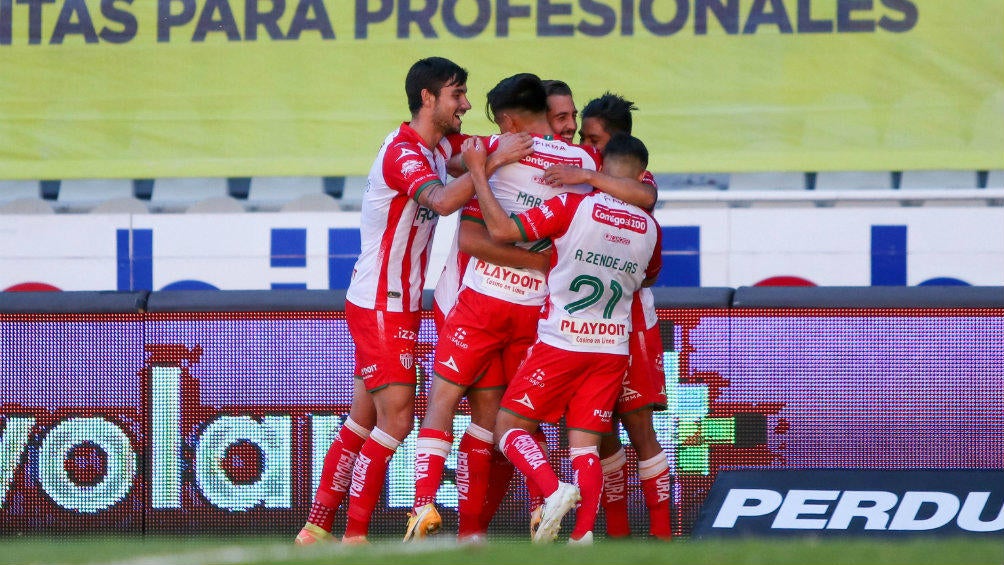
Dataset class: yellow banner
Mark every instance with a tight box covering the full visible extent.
[0,0,1001,178]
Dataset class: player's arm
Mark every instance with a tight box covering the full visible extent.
[641,218,663,287]
[459,218,551,273]
[417,132,533,216]
[543,164,657,210]
[462,137,524,243]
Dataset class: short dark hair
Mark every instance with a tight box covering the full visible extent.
[405,57,468,114]
[581,92,637,135]
[603,133,648,170]
[485,73,548,121]
[542,79,573,98]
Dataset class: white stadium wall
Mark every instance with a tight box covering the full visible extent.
[1,207,1002,292]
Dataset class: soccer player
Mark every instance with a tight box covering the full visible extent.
[294,56,533,546]
[545,92,673,540]
[543,79,578,145]
[469,132,662,544]
[406,73,603,543]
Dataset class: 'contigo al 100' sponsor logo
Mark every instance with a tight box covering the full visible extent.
[712,488,1004,532]
[592,204,647,234]
[520,152,582,171]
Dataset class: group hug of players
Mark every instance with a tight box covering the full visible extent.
[294,57,672,547]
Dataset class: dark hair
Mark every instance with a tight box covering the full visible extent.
[581,92,637,135]
[542,79,573,98]
[603,133,648,170]
[485,73,548,122]
[405,57,468,114]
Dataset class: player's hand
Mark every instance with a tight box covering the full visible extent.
[532,246,554,274]
[543,164,591,187]
[492,132,533,166]
[462,137,488,172]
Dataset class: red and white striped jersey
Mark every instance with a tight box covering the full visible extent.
[460,135,601,307]
[515,191,662,354]
[346,122,454,312]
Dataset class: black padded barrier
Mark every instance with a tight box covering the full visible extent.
[144,289,347,312]
[650,287,734,308]
[0,290,149,314]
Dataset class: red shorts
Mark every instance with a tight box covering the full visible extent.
[433,289,539,390]
[501,341,628,435]
[346,301,422,392]
[617,322,668,414]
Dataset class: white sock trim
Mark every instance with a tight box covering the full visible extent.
[569,446,599,460]
[416,437,452,458]
[343,417,371,440]
[497,428,522,451]
[465,422,494,444]
[370,427,401,451]
[638,451,669,480]
[600,447,627,474]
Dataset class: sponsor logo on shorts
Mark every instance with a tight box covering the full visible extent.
[592,409,613,423]
[620,385,641,402]
[396,328,417,341]
[528,368,546,388]
[438,356,460,373]
[450,327,469,349]
[513,393,535,410]
[360,364,377,376]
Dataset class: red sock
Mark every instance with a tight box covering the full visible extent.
[457,424,494,537]
[525,429,549,511]
[499,428,558,499]
[307,418,369,531]
[570,447,602,540]
[601,447,630,538]
[344,428,399,538]
[639,452,673,540]
[413,428,453,508]
[480,449,514,530]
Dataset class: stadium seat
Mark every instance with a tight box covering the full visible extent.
[247,176,326,211]
[652,173,727,191]
[0,180,41,202]
[56,178,135,212]
[727,172,805,191]
[986,170,1004,188]
[0,197,55,214]
[899,170,978,189]
[279,193,343,212]
[90,197,149,214]
[814,171,892,190]
[151,177,229,212]
[339,176,368,210]
[185,196,246,214]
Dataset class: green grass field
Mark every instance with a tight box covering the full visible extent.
[0,536,1001,565]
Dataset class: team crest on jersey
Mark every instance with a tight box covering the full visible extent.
[401,159,424,177]
[400,352,414,370]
